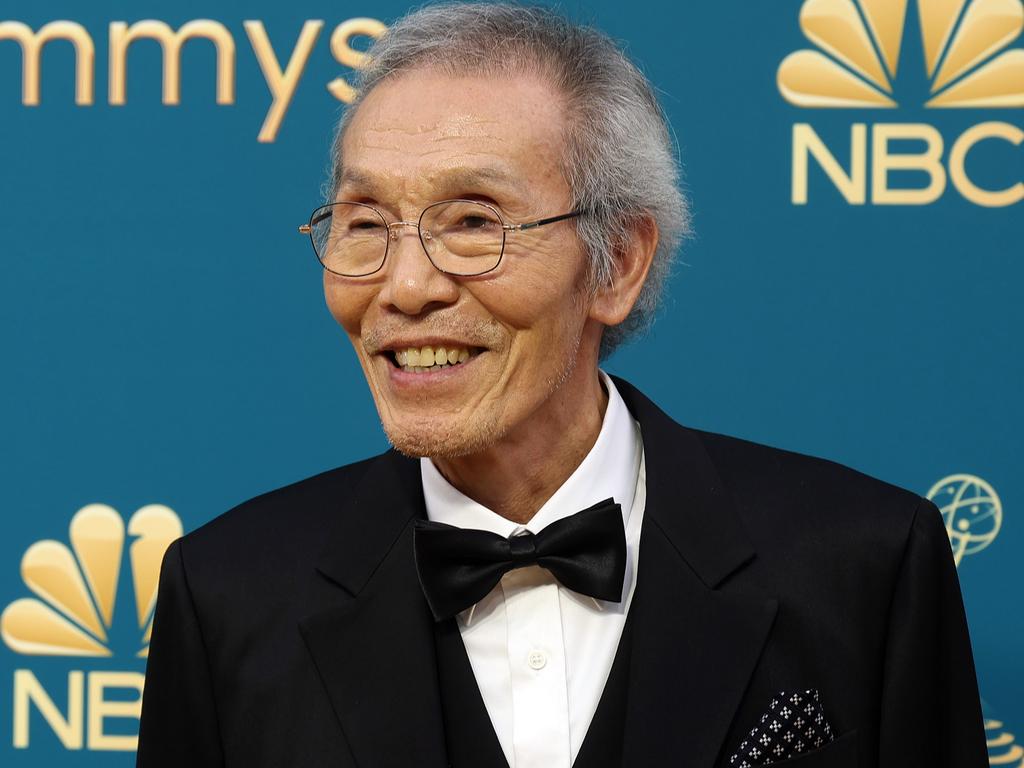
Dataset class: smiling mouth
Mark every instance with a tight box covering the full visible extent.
[384,344,484,374]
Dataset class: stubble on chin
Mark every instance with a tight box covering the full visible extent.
[380,406,506,459]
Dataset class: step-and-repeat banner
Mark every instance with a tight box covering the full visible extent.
[1,0,1021,764]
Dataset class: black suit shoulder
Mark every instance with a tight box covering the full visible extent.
[171,452,387,609]
[188,453,380,543]
[612,375,928,563]
[693,426,927,562]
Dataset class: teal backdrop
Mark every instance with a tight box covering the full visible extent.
[1,0,1021,764]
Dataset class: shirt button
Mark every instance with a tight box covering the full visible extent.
[527,649,547,670]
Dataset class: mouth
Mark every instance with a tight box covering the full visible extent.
[382,343,485,374]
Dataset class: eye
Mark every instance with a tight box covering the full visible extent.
[352,219,383,230]
[460,215,490,229]
[343,216,385,232]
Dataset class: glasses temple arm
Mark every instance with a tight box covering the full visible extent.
[513,210,585,231]
[298,210,335,234]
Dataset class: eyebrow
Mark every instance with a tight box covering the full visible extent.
[336,166,523,198]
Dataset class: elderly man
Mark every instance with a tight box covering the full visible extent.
[137,3,988,767]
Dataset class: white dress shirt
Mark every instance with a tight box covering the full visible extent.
[420,370,646,768]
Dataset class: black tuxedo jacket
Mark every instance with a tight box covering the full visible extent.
[137,377,987,767]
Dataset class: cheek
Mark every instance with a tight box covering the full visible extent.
[323,275,376,336]
[474,243,590,345]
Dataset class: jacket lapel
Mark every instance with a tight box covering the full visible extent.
[614,377,779,767]
[297,450,449,768]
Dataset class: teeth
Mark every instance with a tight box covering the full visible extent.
[391,344,479,374]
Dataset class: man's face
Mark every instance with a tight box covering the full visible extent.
[325,70,599,458]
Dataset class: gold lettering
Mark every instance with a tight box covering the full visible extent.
[792,123,867,205]
[0,20,94,105]
[949,122,1024,207]
[13,669,84,749]
[327,18,387,103]
[109,19,235,106]
[871,124,946,205]
[244,20,323,143]
[86,671,144,751]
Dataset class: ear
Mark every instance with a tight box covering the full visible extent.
[588,214,659,326]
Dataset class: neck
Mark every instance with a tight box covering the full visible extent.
[430,360,609,525]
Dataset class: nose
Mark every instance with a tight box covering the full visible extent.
[377,222,460,316]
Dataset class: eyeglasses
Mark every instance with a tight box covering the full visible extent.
[298,199,584,277]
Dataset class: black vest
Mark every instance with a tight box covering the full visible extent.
[434,604,635,768]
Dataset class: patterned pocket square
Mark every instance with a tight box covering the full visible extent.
[728,688,835,766]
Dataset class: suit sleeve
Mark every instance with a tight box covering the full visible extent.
[137,538,225,767]
[877,497,988,767]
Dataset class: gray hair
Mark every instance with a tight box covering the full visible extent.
[328,1,690,359]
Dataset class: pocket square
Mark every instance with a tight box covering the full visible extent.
[727,688,835,766]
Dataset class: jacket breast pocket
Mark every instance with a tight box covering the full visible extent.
[771,729,858,767]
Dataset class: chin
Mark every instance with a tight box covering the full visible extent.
[381,414,505,460]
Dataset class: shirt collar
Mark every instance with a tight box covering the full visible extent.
[420,370,640,536]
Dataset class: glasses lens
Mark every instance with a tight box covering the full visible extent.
[310,203,388,276]
[420,200,504,275]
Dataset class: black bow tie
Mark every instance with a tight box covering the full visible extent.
[413,498,627,622]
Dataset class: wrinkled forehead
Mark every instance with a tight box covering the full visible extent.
[336,69,571,198]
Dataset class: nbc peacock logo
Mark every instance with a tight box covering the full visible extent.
[779,0,1024,206]
[778,0,1024,108]
[1,503,182,751]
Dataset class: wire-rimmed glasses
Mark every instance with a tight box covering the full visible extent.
[298,199,583,277]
